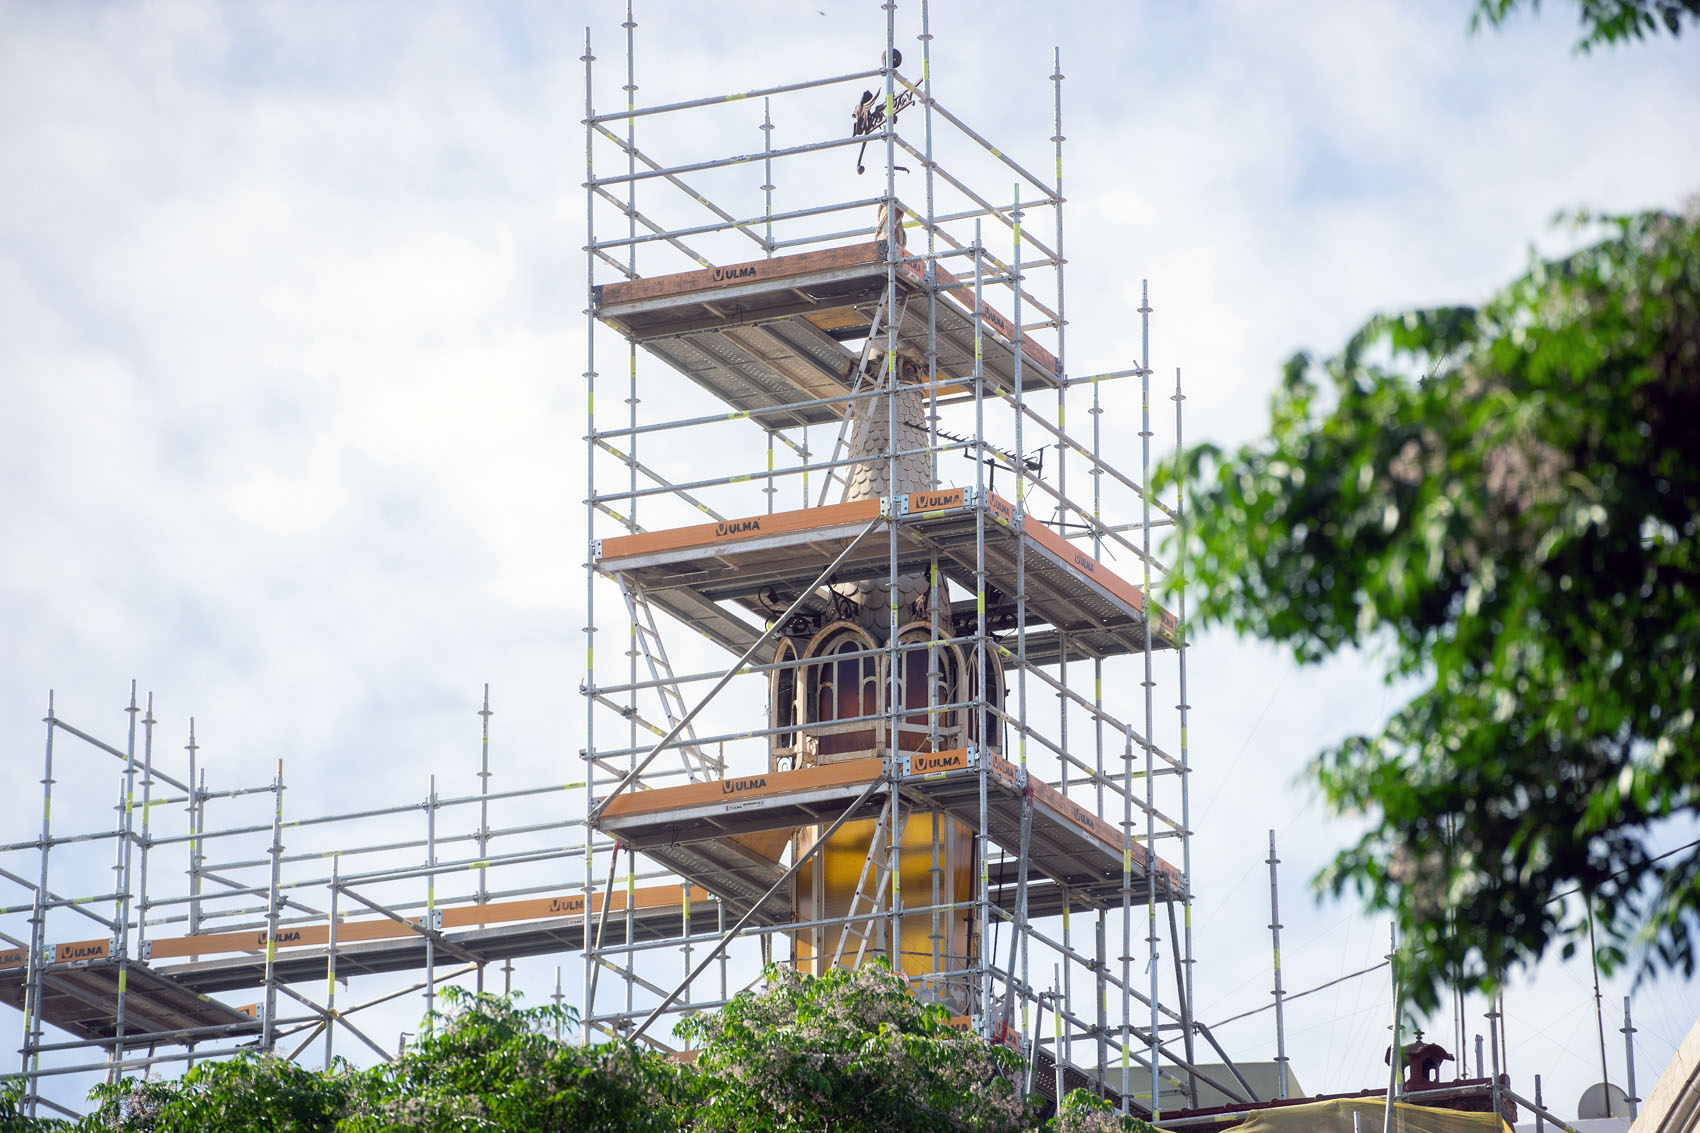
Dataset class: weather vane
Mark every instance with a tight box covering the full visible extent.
[851,49,916,174]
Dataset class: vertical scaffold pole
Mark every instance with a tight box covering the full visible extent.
[425,774,438,1031]
[972,220,992,1038]
[881,0,903,971]
[1622,995,1639,1118]
[1049,51,1074,1070]
[476,684,491,993]
[1385,925,1402,1133]
[1174,365,1198,1101]
[137,694,155,962]
[1267,830,1289,1098]
[1140,281,1160,1120]
[580,23,599,1045]
[20,692,56,1115]
[1120,722,1134,1115]
[326,854,339,1070]
[263,759,284,1053]
[186,719,202,936]
[622,0,640,1016]
[112,681,140,1075]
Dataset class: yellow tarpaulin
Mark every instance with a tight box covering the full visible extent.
[1164,1097,1510,1133]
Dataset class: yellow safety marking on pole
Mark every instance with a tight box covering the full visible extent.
[1124,849,1133,872]
[728,410,749,419]
[887,352,896,373]
[1058,405,1065,428]
[125,794,133,815]
[587,647,594,670]
[467,860,490,871]
[266,941,276,963]
[629,357,636,377]
[428,882,435,910]
[977,592,986,615]
[725,92,747,102]
[767,449,774,471]
[1055,158,1062,180]
[1185,906,1192,928]
[564,781,585,791]
[44,801,50,821]
[117,968,126,994]
[730,473,750,484]
[1096,678,1102,700]
[1013,221,1021,241]
[588,392,594,415]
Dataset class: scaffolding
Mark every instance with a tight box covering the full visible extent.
[0,683,658,1119]
[575,1,1213,1119]
[1,3,1229,1122]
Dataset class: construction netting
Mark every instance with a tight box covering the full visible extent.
[1163,1097,1511,1133]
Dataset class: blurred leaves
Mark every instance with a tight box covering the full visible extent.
[1472,0,1700,50]
[1168,207,1700,1013]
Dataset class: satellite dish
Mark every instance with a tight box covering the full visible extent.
[1577,1082,1631,1119]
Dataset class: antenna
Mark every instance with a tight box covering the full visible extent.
[1577,1082,1631,1120]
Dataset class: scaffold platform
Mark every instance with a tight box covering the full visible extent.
[0,953,259,1045]
[0,887,718,1028]
[592,241,1061,428]
[593,488,1178,662]
[596,749,1185,916]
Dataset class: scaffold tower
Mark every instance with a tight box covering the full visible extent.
[576,2,1208,1117]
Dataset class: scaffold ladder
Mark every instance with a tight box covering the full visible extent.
[619,578,721,783]
[831,804,910,969]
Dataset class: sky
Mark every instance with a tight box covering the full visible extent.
[2,0,1699,1119]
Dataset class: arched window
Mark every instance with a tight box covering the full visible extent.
[801,622,880,760]
[769,637,800,772]
[894,622,966,753]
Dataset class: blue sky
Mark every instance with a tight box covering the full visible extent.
[2,0,1698,1117]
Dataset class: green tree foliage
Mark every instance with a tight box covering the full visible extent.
[343,989,679,1132]
[81,990,681,1132]
[677,960,1040,1133]
[2,1077,65,1133]
[1171,208,1700,1013]
[70,969,1110,1131]
[1474,0,1700,49]
[1048,1089,1158,1133]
